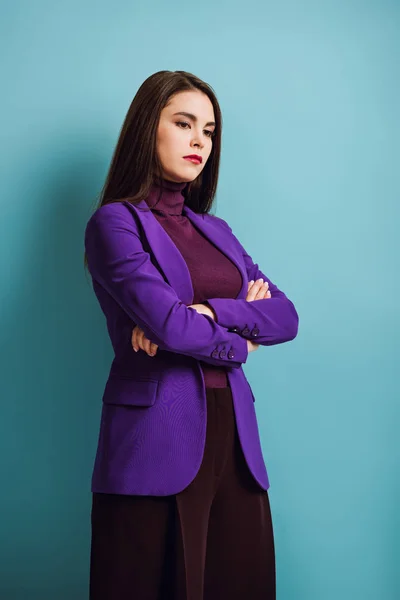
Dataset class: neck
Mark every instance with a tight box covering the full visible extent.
[147,176,188,215]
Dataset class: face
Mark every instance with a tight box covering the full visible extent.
[155,90,216,183]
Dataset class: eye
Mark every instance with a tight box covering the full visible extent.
[176,120,190,129]
[176,121,215,139]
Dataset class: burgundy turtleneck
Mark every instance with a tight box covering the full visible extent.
[145,176,242,388]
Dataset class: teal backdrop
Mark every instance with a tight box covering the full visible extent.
[1,1,399,598]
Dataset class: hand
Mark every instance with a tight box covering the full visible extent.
[131,325,159,357]
[131,284,270,358]
[246,278,271,302]
[247,339,260,353]
[245,280,270,353]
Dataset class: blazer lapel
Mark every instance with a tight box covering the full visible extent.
[129,199,247,306]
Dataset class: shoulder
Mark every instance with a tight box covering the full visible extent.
[87,200,133,224]
[85,201,141,236]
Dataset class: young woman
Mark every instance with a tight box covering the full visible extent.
[84,70,299,600]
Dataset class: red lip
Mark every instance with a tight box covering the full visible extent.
[183,155,202,164]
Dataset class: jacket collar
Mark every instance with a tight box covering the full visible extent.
[126,199,247,306]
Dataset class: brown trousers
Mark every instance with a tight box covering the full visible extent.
[89,385,276,599]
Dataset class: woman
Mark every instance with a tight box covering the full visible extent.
[84,70,299,600]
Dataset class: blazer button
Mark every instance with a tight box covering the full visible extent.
[219,350,226,358]
[251,328,260,337]
[211,349,219,358]
[231,326,240,333]
[242,327,250,336]
[227,350,235,359]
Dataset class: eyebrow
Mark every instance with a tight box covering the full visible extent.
[172,111,216,127]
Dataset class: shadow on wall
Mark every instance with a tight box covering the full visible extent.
[0,129,113,599]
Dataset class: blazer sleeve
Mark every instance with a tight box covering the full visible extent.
[84,203,249,368]
[204,215,299,346]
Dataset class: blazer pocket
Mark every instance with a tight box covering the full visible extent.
[102,375,159,407]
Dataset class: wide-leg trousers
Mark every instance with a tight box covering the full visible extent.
[89,385,276,599]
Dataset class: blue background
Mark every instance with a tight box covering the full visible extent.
[1,1,399,598]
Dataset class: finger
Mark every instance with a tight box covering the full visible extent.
[147,340,158,356]
[137,328,146,351]
[142,336,152,355]
[141,334,158,356]
[246,280,258,301]
[132,327,139,351]
[247,279,264,301]
[135,328,158,356]
[255,281,269,300]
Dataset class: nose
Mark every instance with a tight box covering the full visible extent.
[191,139,203,150]
[191,128,205,149]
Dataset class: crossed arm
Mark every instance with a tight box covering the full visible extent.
[132,280,272,356]
[86,203,298,367]
[85,204,250,368]
[132,215,299,356]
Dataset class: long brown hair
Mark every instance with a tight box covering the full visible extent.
[83,70,223,269]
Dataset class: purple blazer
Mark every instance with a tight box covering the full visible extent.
[84,198,299,495]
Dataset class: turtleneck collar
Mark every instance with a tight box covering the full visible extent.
[147,176,188,216]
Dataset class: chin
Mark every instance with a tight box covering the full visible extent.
[166,170,198,184]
